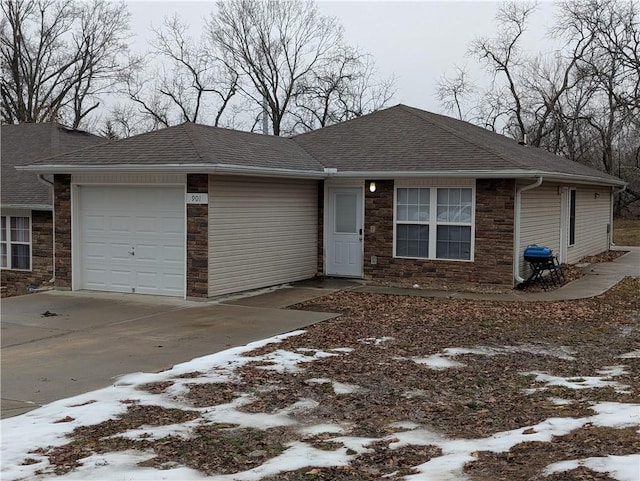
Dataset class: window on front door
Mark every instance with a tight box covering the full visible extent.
[0,215,31,270]
[395,187,474,261]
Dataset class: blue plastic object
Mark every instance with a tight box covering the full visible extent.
[524,245,552,259]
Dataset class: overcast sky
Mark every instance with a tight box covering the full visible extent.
[125,0,558,117]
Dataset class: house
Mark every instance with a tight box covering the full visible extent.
[1,123,107,297]
[18,105,625,299]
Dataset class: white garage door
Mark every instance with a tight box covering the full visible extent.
[78,185,185,296]
[209,177,318,297]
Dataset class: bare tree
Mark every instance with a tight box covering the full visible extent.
[290,48,395,133]
[0,0,131,128]
[554,0,639,175]
[436,65,476,121]
[469,1,536,141]
[450,0,639,213]
[208,0,343,136]
[112,14,239,134]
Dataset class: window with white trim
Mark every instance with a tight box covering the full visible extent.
[395,187,474,261]
[0,215,31,270]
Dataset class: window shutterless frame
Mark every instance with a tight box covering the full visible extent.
[393,186,475,262]
[0,214,32,271]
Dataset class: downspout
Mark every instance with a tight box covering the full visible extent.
[37,174,54,188]
[38,174,56,285]
[514,176,543,284]
[610,185,627,247]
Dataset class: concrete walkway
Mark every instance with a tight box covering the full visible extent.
[352,246,640,302]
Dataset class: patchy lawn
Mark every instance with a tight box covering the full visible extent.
[2,278,639,481]
[614,218,640,246]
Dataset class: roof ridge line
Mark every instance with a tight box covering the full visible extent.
[289,136,328,169]
[181,123,207,164]
[398,105,524,167]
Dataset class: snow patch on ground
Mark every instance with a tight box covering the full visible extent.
[306,378,363,394]
[523,366,630,393]
[543,454,640,481]
[2,331,639,481]
[407,354,465,370]
[618,349,640,359]
[404,344,576,370]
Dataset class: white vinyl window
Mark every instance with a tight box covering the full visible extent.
[0,215,32,270]
[395,187,474,261]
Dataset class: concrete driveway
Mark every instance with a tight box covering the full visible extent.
[1,286,341,419]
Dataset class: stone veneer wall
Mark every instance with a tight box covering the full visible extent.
[186,174,209,298]
[54,174,72,289]
[317,180,324,275]
[363,178,516,291]
[0,210,54,297]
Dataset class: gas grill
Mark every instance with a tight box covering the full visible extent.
[521,245,565,290]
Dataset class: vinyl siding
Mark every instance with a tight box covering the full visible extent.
[567,186,611,264]
[519,184,561,279]
[208,176,318,297]
[519,182,611,278]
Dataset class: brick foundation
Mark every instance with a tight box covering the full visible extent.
[186,174,209,298]
[0,210,54,297]
[362,179,515,292]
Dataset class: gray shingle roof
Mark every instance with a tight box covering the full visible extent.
[28,122,324,173]
[20,105,623,186]
[292,104,623,184]
[1,123,107,208]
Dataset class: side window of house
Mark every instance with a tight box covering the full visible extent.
[0,215,31,270]
[569,189,576,246]
[395,187,473,261]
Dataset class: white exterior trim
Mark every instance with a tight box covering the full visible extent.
[325,186,364,277]
[0,210,32,271]
[71,180,187,297]
[19,165,625,187]
[392,182,476,263]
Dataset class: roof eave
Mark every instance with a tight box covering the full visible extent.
[16,165,625,187]
[17,163,326,180]
[1,203,53,211]
[334,169,626,186]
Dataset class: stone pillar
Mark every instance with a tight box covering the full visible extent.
[54,174,72,289]
[316,180,324,275]
[186,174,209,298]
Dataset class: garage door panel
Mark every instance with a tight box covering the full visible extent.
[78,186,185,297]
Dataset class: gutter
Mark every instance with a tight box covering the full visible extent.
[17,163,326,179]
[1,203,53,211]
[514,176,543,284]
[16,165,625,187]
[37,174,56,286]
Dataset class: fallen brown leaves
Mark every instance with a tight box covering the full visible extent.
[30,277,640,480]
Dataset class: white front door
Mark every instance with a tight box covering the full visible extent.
[326,187,363,277]
[77,185,185,297]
